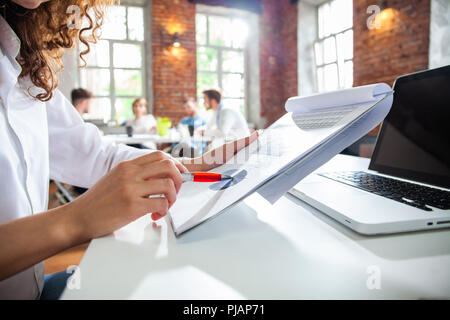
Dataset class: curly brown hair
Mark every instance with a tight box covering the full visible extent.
[0,0,116,101]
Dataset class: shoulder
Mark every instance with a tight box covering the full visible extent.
[144,114,156,122]
[180,117,189,124]
[220,106,241,118]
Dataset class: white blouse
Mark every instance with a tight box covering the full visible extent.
[0,16,151,299]
[126,114,157,134]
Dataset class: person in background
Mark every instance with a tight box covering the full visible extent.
[200,89,250,148]
[180,97,206,133]
[126,98,157,135]
[71,88,93,116]
[125,98,157,149]
[175,97,207,157]
[70,88,94,195]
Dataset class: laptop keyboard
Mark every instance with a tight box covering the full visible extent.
[318,171,450,211]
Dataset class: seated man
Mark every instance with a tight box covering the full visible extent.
[180,97,206,134]
[70,88,94,195]
[200,89,250,148]
[71,88,93,116]
[174,97,207,157]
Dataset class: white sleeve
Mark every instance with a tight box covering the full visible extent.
[217,109,235,137]
[47,90,152,188]
[203,111,223,138]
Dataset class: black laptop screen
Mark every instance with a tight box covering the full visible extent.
[369,65,450,188]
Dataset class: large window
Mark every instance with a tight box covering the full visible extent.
[79,5,146,122]
[196,12,249,116]
[314,0,353,92]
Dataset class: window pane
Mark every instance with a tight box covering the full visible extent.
[197,72,218,98]
[342,30,353,60]
[128,7,144,41]
[323,36,337,64]
[209,15,232,47]
[196,14,207,45]
[333,0,353,33]
[317,66,325,92]
[79,68,110,96]
[222,73,244,98]
[344,60,353,88]
[83,40,110,68]
[318,2,331,38]
[113,43,142,68]
[324,63,339,92]
[222,50,244,73]
[314,41,323,66]
[231,19,249,49]
[197,47,217,72]
[114,69,142,96]
[84,98,111,121]
[115,97,136,123]
[100,6,126,40]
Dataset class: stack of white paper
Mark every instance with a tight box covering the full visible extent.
[169,84,394,236]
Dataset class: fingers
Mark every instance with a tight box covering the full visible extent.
[140,197,169,220]
[138,178,177,208]
[151,212,164,221]
[137,159,183,193]
[132,151,188,173]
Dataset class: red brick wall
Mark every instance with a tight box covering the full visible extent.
[151,0,197,123]
[259,0,298,127]
[353,0,430,136]
[353,0,430,87]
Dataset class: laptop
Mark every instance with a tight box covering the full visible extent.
[289,65,450,235]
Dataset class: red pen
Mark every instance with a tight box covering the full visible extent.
[181,172,233,182]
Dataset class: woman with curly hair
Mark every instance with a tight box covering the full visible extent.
[0,0,257,299]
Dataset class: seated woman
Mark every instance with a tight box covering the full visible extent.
[125,98,157,149]
[126,98,157,134]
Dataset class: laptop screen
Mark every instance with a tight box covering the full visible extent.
[369,65,450,189]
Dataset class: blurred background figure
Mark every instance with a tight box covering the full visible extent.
[125,98,157,149]
[180,97,206,136]
[69,88,94,195]
[71,88,93,116]
[172,97,207,157]
[126,98,157,134]
[200,89,249,148]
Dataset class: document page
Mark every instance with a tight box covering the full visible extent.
[169,92,392,236]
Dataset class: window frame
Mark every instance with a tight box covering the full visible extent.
[78,3,147,122]
[195,10,249,118]
[314,0,353,92]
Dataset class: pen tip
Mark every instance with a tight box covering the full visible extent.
[222,175,233,180]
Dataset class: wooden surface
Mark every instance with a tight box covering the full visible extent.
[44,242,90,275]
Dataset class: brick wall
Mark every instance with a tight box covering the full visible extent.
[353,0,430,138]
[353,0,430,87]
[151,0,197,123]
[259,0,298,127]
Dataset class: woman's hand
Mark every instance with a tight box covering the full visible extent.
[182,131,259,172]
[66,151,187,242]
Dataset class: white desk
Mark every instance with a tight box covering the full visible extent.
[61,155,450,299]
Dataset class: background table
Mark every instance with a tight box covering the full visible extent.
[102,134,210,145]
[61,155,450,299]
